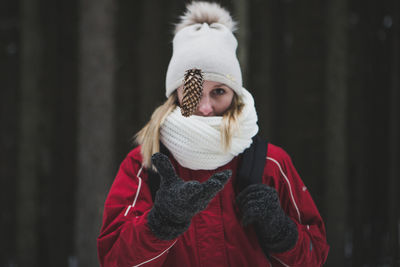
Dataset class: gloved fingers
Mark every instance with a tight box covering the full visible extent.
[237,191,278,212]
[151,153,180,186]
[181,180,203,200]
[238,198,270,211]
[236,184,264,205]
[200,170,232,198]
[237,189,270,204]
[212,170,232,184]
[236,184,276,207]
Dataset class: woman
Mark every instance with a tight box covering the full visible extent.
[97,2,329,266]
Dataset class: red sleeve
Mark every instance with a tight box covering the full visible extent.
[263,144,329,267]
[97,147,176,267]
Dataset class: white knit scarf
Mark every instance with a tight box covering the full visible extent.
[160,88,259,170]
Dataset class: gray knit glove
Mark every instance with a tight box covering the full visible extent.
[147,153,232,240]
[236,184,298,253]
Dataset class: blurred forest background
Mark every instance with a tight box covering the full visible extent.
[1,0,399,266]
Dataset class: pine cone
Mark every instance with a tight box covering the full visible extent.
[181,68,204,117]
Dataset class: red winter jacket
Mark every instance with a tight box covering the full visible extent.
[97,143,329,267]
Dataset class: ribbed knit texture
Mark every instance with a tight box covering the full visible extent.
[160,88,258,170]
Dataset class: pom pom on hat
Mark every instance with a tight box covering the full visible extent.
[165,1,243,97]
[174,1,237,34]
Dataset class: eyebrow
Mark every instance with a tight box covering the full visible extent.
[212,83,228,88]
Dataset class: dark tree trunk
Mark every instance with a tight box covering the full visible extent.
[233,0,249,83]
[247,0,285,141]
[388,0,400,264]
[323,0,349,266]
[16,0,43,265]
[75,0,116,266]
[0,1,19,266]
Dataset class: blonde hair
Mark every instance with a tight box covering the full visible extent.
[135,92,244,168]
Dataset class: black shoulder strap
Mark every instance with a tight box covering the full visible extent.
[236,135,268,193]
[147,136,268,201]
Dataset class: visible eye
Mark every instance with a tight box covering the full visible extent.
[212,88,226,96]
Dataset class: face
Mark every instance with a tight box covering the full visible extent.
[177,80,234,116]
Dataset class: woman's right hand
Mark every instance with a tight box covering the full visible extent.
[147,152,232,240]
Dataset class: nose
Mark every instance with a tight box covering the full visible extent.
[196,95,213,116]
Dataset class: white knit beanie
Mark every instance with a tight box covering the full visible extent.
[165,2,243,97]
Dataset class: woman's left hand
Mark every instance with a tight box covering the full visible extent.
[236,184,282,226]
[236,184,298,253]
